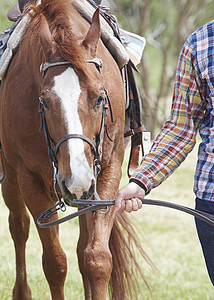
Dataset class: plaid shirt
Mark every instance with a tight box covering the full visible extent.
[130,20,214,201]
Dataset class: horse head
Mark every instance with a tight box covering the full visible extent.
[39,9,106,205]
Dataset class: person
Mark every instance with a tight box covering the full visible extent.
[115,20,214,285]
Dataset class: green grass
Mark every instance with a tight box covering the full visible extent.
[0,0,16,32]
[0,143,213,299]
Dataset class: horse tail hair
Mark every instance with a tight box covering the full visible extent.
[108,213,154,299]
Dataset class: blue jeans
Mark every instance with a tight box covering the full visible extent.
[195,198,214,285]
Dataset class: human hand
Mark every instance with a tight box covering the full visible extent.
[114,182,145,213]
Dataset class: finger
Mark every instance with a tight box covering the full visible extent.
[114,192,123,211]
[124,199,133,213]
[137,198,143,209]
[132,198,139,211]
[118,200,126,214]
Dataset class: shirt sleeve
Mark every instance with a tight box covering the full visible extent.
[130,40,206,194]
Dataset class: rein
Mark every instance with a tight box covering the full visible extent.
[73,199,214,227]
[37,198,214,228]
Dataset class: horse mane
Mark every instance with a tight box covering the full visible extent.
[22,0,86,70]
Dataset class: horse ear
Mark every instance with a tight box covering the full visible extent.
[82,8,101,56]
[38,14,54,58]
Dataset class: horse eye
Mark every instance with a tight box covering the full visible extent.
[95,93,105,106]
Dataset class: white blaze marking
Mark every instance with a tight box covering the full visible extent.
[53,67,94,194]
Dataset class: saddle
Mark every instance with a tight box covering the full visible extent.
[0,0,149,182]
[7,0,36,21]
[0,0,34,66]
[7,3,21,22]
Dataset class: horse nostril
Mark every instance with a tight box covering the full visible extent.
[60,181,76,206]
[60,178,95,202]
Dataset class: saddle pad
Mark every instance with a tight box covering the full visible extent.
[0,12,33,80]
[72,0,130,68]
[120,29,146,67]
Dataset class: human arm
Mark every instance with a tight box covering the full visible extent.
[115,39,207,213]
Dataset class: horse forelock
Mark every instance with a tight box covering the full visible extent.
[25,0,88,71]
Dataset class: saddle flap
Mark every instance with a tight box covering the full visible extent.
[127,132,143,178]
[127,131,151,178]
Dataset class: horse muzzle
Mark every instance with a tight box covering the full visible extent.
[58,176,96,206]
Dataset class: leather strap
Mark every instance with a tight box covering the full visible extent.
[124,125,146,138]
[18,0,31,13]
[54,134,98,158]
[128,144,142,176]
[40,61,72,75]
[73,198,214,227]
[37,202,109,228]
[37,197,214,228]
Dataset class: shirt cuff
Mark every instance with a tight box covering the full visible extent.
[129,173,152,195]
[129,178,147,192]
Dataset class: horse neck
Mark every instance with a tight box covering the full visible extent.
[6,27,46,121]
[19,42,43,85]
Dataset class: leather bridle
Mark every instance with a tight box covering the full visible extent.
[37,59,113,226]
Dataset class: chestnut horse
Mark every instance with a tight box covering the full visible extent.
[0,1,150,299]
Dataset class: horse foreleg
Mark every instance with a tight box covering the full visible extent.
[83,208,115,300]
[77,214,92,300]
[36,224,67,300]
[2,163,31,300]
[82,160,123,300]
[17,166,67,300]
